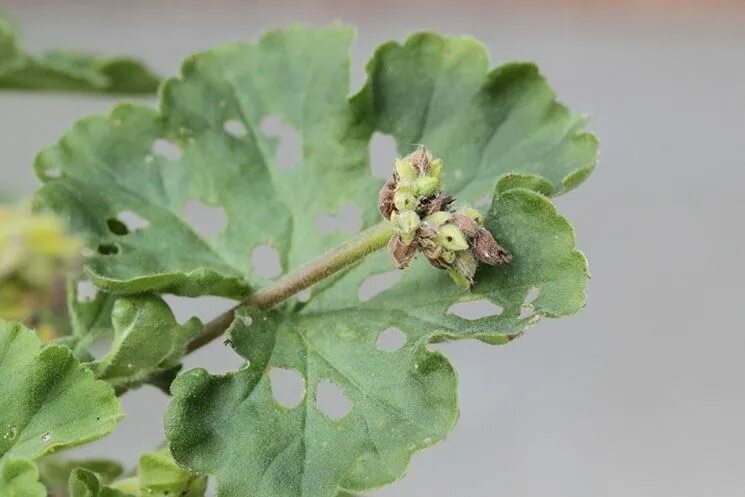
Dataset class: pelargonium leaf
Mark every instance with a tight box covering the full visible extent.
[135,447,207,497]
[0,458,46,497]
[0,12,159,94]
[91,296,201,392]
[0,321,122,464]
[68,468,132,497]
[38,456,124,496]
[33,26,595,298]
[166,183,588,497]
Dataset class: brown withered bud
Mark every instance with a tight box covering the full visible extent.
[377,178,396,219]
[410,146,432,174]
[388,235,417,269]
[418,194,455,216]
[472,229,511,265]
[450,213,480,238]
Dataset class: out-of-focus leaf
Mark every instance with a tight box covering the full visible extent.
[0,458,46,497]
[0,12,159,94]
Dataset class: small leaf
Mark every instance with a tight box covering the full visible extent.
[0,12,159,94]
[137,447,206,497]
[0,321,123,464]
[38,457,124,496]
[68,468,132,497]
[91,296,202,392]
[0,458,46,497]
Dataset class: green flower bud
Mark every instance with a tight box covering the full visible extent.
[450,249,478,287]
[434,224,469,251]
[447,268,472,289]
[391,210,420,245]
[394,158,417,182]
[462,207,484,225]
[393,189,416,212]
[441,249,456,264]
[429,158,443,183]
[424,211,452,228]
[412,175,440,196]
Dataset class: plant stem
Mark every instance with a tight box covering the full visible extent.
[186,221,395,352]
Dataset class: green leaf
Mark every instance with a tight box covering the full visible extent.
[0,321,123,463]
[68,468,132,497]
[38,456,124,496]
[31,25,595,497]
[136,447,206,497]
[166,183,587,497]
[91,296,201,392]
[33,26,595,298]
[0,459,46,497]
[0,12,159,94]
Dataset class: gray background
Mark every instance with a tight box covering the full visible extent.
[2,1,744,496]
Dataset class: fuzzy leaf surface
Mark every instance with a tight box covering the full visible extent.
[33,26,595,298]
[30,25,595,497]
[0,321,122,463]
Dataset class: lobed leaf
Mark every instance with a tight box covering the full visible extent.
[68,468,131,497]
[30,24,596,497]
[166,181,588,497]
[38,456,124,496]
[0,12,159,94]
[0,321,122,464]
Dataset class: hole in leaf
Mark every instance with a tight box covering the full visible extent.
[182,199,227,238]
[117,211,149,231]
[153,139,182,160]
[223,119,247,137]
[76,280,97,301]
[447,299,503,320]
[358,270,402,302]
[251,244,281,278]
[376,327,406,352]
[162,295,235,326]
[316,379,352,421]
[106,218,128,236]
[315,203,362,234]
[297,289,311,303]
[269,368,306,409]
[97,243,119,255]
[369,132,398,179]
[260,115,302,170]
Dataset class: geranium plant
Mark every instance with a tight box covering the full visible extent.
[0,15,597,497]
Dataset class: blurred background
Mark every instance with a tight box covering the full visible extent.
[2,1,744,496]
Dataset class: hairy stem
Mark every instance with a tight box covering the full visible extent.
[186,221,395,352]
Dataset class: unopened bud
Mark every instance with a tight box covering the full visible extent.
[388,235,416,269]
[462,207,484,225]
[409,146,432,174]
[424,211,452,228]
[450,249,478,286]
[391,210,420,245]
[450,213,480,238]
[393,189,416,212]
[412,176,440,196]
[394,158,417,182]
[378,181,395,219]
[472,229,511,265]
[434,224,469,251]
[429,159,443,183]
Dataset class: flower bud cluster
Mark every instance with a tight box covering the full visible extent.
[378,146,511,287]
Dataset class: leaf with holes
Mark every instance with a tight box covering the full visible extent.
[0,321,122,490]
[166,182,588,497]
[33,26,595,298]
[0,12,159,94]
